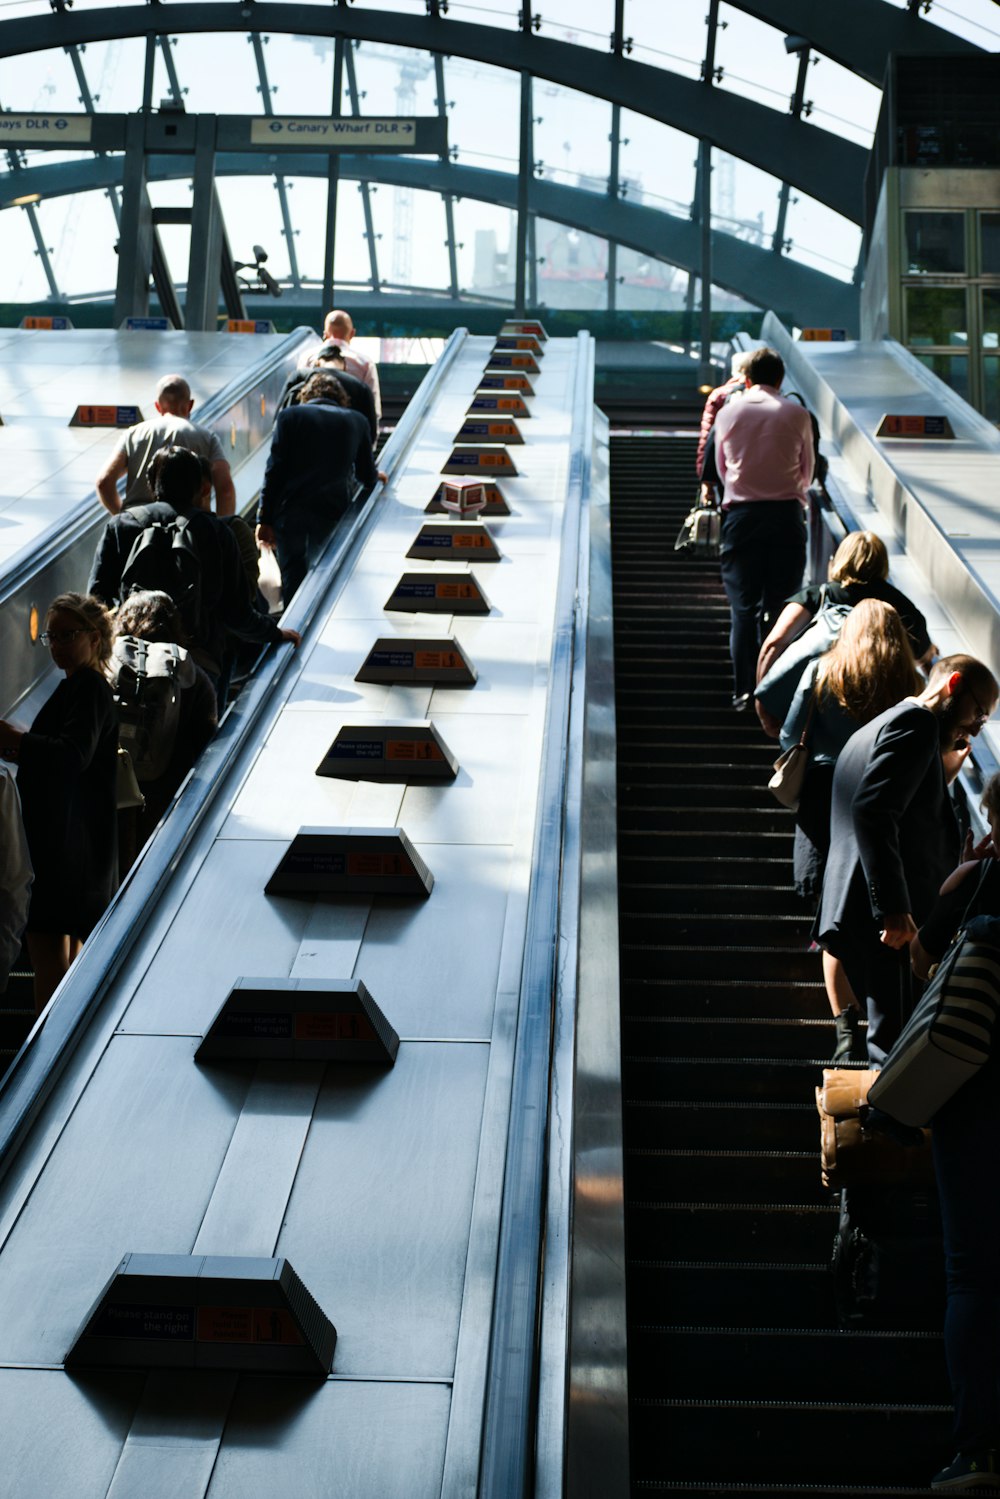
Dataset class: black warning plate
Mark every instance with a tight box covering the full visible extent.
[66,1253,336,1376]
[406,523,502,563]
[479,369,536,396]
[356,637,477,685]
[499,317,549,341]
[266,826,434,898]
[442,444,518,476]
[492,334,544,358]
[317,721,458,782]
[385,569,491,615]
[197,977,399,1063]
[467,391,531,419]
[454,417,524,445]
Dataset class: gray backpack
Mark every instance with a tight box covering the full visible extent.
[110,636,193,781]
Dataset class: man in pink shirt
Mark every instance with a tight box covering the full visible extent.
[713,346,814,708]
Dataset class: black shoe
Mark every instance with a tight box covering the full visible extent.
[731,692,751,712]
[932,1451,1000,1490]
[832,1009,858,1064]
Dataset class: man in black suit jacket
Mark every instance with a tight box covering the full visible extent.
[817,654,998,1063]
[257,372,387,605]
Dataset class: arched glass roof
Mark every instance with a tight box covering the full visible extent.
[0,0,994,321]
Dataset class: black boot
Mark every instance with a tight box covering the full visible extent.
[832,1009,859,1064]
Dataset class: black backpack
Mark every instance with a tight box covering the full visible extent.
[786,391,829,485]
[119,507,203,639]
[110,636,191,781]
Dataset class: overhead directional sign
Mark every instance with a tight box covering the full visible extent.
[198,978,399,1064]
[0,113,92,144]
[356,637,478,686]
[317,721,459,783]
[266,826,434,898]
[247,116,447,153]
[875,413,955,439]
[407,523,502,563]
[427,480,510,516]
[386,569,491,615]
[0,112,448,157]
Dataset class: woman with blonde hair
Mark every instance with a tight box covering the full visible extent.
[779,599,921,1058]
[757,529,934,689]
[0,593,119,1012]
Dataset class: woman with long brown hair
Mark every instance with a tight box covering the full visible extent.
[779,598,921,1057]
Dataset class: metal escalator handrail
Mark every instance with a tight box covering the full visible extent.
[478,329,596,1499]
[0,325,316,605]
[0,326,468,1187]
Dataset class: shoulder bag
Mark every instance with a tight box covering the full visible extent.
[868,862,1000,1126]
[768,690,816,811]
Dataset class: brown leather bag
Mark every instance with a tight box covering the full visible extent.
[816,1068,933,1189]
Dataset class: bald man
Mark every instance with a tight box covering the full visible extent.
[322,309,382,420]
[95,373,236,516]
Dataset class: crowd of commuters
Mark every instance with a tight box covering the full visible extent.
[703,352,1000,1491]
[0,309,383,1016]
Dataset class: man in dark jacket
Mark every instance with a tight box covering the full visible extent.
[257,372,387,605]
[817,654,998,1063]
[277,344,378,445]
[88,447,300,686]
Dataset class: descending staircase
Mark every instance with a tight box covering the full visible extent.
[611,431,951,1496]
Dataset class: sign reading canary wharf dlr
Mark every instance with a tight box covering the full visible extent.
[247,117,447,152]
[0,112,447,156]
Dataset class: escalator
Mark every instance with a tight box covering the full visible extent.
[612,430,952,1494]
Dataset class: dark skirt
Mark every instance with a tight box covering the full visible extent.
[793,760,835,904]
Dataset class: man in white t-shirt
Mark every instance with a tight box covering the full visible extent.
[322,310,382,420]
[95,373,236,516]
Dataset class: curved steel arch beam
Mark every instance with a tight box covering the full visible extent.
[0,3,868,223]
[725,0,977,87]
[0,151,858,327]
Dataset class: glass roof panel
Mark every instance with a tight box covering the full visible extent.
[805,55,881,150]
[612,246,685,311]
[534,82,611,190]
[623,0,705,80]
[714,5,799,115]
[534,217,609,309]
[711,153,780,248]
[537,0,615,53]
[444,1,522,34]
[7,202,56,302]
[347,41,441,117]
[160,33,261,114]
[445,55,519,174]
[618,111,696,219]
[277,175,327,284]
[780,192,862,286]
[257,33,333,115]
[0,43,81,114]
[43,187,119,297]
[453,196,517,301]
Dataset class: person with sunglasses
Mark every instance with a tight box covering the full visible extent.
[0,593,118,1013]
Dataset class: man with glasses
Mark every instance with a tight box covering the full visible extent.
[817,654,999,1064]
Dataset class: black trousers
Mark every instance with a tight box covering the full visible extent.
[719,500,807,698]
[274,492,350,606]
